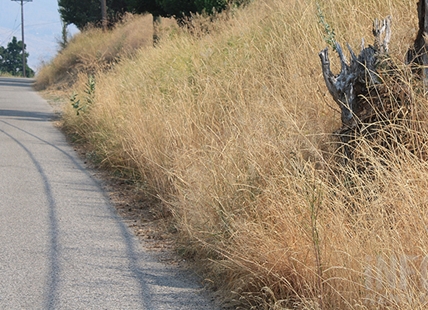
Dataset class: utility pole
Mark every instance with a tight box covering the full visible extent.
[101,0,107,30]
[11,0,32,77]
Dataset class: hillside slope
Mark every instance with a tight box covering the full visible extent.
[37,1,428,309]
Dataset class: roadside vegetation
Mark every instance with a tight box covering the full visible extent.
[34,14,159,90]
[36,0,428,308]
[0,36,34,77]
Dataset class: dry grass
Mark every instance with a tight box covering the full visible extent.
[36,0,428,308]
[34,14,177,90]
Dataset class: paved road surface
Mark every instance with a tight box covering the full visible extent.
[0,77,219,309]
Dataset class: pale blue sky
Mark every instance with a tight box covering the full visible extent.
[0,0,78,72]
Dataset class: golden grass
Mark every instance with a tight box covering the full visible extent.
[37,0,428,308]
[35,14,176,90]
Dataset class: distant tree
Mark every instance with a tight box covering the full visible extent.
[129,0,251,26]
[127,0,223,20]
[156,0,197,18]
[58,0,251,38]
[126,0,193,45]
[126,0,217,44]
[58,0,100,30]
[57,19,70,50]
[159,0,250,18]
[126,0,166,17]
[58,0,128,30]
[125,0,167,44]
[194,0,227,13]
[0,36,34,77]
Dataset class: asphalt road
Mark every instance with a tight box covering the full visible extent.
[0,77,219,309]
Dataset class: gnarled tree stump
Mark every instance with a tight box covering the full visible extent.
[319,17,391,129]
[319,16,411,161]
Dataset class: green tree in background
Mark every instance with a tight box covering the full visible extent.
[126,0,166,17]
[194,0,227,14]
[58,0,99,29]
[58,0,128,30]
[59,0,250,30]
[0,36,34,77]
[155,0,197,18]
[57,19,71,50]
[132,0,250,17]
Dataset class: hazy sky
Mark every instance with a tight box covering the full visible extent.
[0,0,78,72]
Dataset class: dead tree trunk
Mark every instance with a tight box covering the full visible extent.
[318,0,428,163]
[407,0,428,87]
[319,17,406,161]
[153,14,161,47]
[319,16,391,131]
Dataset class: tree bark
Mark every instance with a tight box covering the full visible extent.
[153,15,161,47]
[101,0,107,31]
[318,2,428,164]
[319,16,391,130]
[407,0,428,87]
[319,16,413,161]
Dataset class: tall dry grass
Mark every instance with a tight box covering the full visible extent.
[34,13,169,90]
[38,0,428,308]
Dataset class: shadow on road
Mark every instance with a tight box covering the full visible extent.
[0,120,156,309]
[0,124,60,309]
[0,78,34,88]
[0,109,55,122]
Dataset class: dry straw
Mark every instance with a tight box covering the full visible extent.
[38,0,428,308]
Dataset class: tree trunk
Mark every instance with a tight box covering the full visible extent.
[407,0,428,87]
[153,14,161,47]
[101,0,107,31]
[319,16,392,130]
[319,16,412,161]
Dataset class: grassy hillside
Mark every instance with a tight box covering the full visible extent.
[36,0,428,308]
[35,13,159,90]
